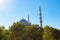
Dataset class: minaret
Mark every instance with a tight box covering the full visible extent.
[39,6,42,28]
[28,14,30,23]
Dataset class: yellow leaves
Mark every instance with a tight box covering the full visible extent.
[0,26,5,40]
[9,22,26,40]
[43,26,55,40]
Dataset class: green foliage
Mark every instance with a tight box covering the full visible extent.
[0,26,5,40]
[9,22,25,40]
[4,30,10,40]
[0,23,60,40]
[43,26,55,40]
[23,25,42,40]
[51,28,60,40]
[43,26,60,40]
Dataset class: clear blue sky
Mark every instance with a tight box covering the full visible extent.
[0,0,60,29]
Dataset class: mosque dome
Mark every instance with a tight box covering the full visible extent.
[19,18,31,26]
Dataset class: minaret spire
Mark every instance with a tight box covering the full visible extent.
[39,6,42,28]
[28,14,30,23]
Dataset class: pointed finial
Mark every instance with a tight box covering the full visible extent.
[39,6,41,13]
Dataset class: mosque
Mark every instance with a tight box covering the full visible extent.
[19,7,42,28]
[19,14,31,26]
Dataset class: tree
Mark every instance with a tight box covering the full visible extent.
[0,26,5,40]
[4,29,10,40]
[23,25,42,40]
[43,26,55,40]
[9,22,25,40]
[51,28,60,40]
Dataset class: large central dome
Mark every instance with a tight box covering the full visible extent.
[19,18,31,26]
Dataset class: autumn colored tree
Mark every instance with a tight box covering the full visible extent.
[43,26,55,40]
[23,25,42,40]
[0,26,5,40]
[51,28,60,40]
[9,22,25,40]
[0,22,60,40]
